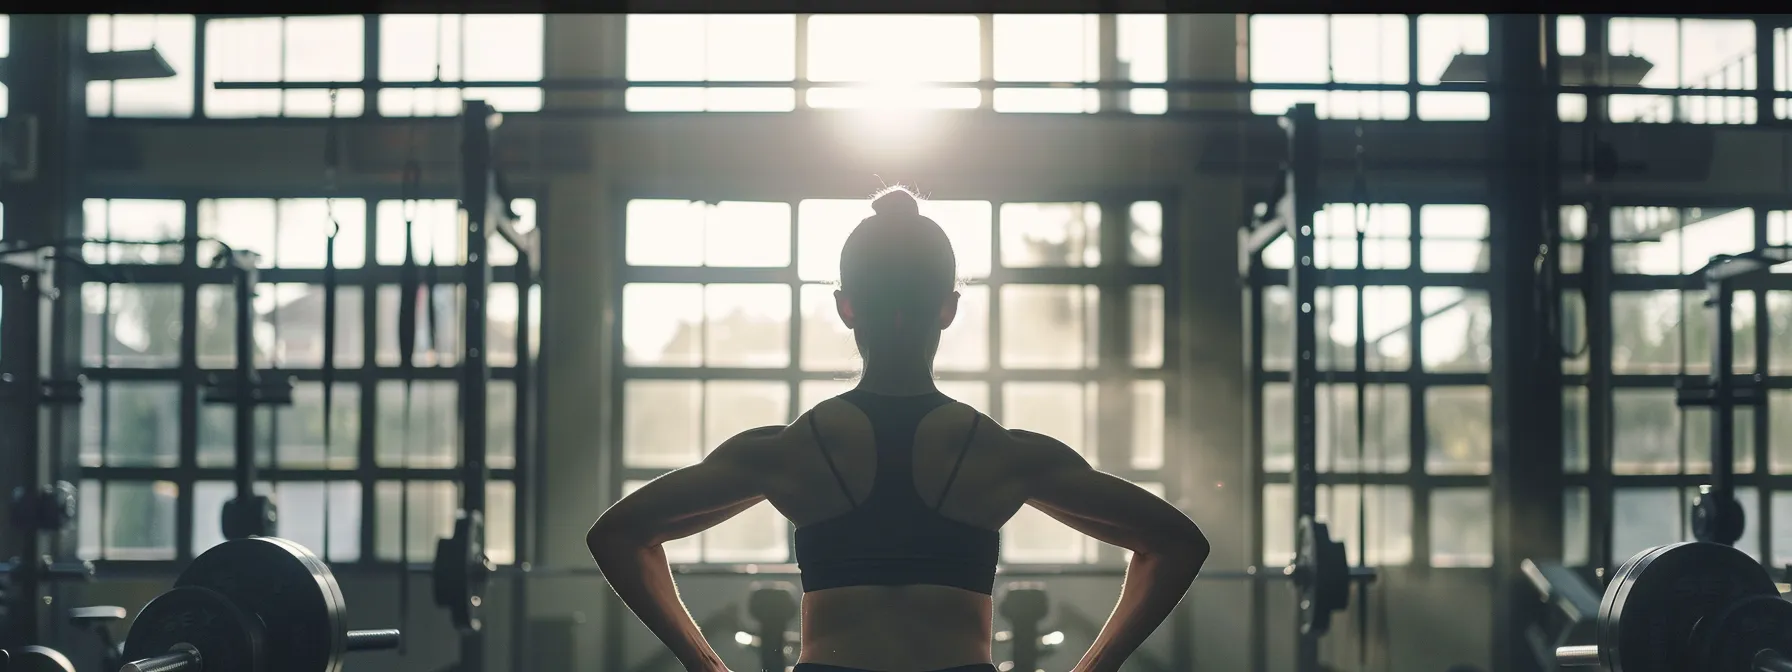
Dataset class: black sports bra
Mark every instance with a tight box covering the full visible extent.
[792,389,1001,595]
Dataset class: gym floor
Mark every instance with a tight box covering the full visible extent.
[2,12,1789,672]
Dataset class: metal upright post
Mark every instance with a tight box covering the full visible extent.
[1283,102,1322,672]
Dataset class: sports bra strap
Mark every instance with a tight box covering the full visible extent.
[934,411,982,511]
[807,413,856,507]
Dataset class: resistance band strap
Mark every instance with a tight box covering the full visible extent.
[321,90,341,559]
[396,188,421,656]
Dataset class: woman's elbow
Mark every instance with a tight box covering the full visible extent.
[586,516,640,558]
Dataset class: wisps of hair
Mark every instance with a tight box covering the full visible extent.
[868,184,922,217]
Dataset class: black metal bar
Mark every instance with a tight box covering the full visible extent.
[0,261,48,648]
[458,98,497,672]
[1283,102,1323,672]
[208,77,1792,98]
[229,254,260,513]
[1707,269,1737,510]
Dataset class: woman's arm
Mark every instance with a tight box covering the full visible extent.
[587,427,782,672]
[1017,431,1211,672]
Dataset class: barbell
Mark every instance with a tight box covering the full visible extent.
[117,536,401,672]
[1556,541,1792,672]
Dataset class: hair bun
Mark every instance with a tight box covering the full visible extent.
[870,187,920,217]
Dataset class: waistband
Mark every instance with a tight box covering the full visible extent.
[793,664,997,672]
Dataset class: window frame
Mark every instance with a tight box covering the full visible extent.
[76,190,544,570]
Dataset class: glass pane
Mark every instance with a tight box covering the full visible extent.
[87,15,197,118]
[1316,384,1411,473]
[374,481,458,562]
[1773,391,1792,473]
[624,380,702,468]
[1418,204,1491,273]
[1128,202,1163,266]
[625,200,792,267]
[268,284,364,368]
[1684,406,1755,475]
[276,383,359,469]
[194,481,358,562]
[1564,386,1589,473]
[1002,382,1098,465]
[79,480,100,560]
[1312,204,1412,270]
[373,381,458,468]
[488,283,521,368]
[197,405,273,469]
[806,15,981,109]
[1004,504,1095,563]
[1425,386,1491,475]
[488,380,518,471]
[1774,492,1792,566]
[1612,389,1681,474]
[704,284,791,368]
[1684,289,1756,377]
[937,381,990,413]
[487,481,516,566]
[704,381,790,449]
[1132,286,1164,368]
[82,199,185,263]
[379,15,545,116]
[273,199,368,269]
[800,284,856,372]
[90,382,181,468]
[624,480,702,562]
[205,16,367,117]
[1563,291,1589,374]
[372,284,463,368]
[1564,487,1589,567]
[1772,292,1792,375]
[1430,489,1493,567]
[999,203,1100,267]
[83,283,183,368]
[104,481,178,560]
[1420,288,1492,373]
[1132,380,1165,470]
[1611,291,1684,374]
[937,284,989,372]
[374,200,461,266]
[1266,484,1413,567]
[1261,286,1293,371]
[1000,285,1098,369]
[624,283,703,367]
[624,16,797,112]
[1119,15,1168,114]
[1611,207,1753,275]
[798,379,855,413]
[702,501,788,563]
[1613,488,1681,562]
[1262,383,1293,473]
[1310,286,1414,372]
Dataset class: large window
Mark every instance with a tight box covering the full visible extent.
[76,196,537,565]
[1252,203,1495,569]
[623,14,1169,115]
[617,195,1172,565]
[1559,205,1790,568]
[75,14,544,119]
[1247,14,1490,121]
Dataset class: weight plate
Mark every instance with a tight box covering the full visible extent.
[4,646,77,672]
[1596,543,1676,670]
[122,586,261,672]
[261,536,351,666]
[1598,542,1777,672]
[1691,594,1792,672]
[432,511,491,634]
[176,537,348,672]
[1294,516,1349,636]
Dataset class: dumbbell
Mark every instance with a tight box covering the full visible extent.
[744,582,799,672]
[1556,541,1792,672]
[118,536,401,672]
[998,583,1053,672]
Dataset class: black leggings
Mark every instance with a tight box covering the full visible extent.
[792,664,996,672]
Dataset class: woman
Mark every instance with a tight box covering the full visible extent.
[589,187,1210,672]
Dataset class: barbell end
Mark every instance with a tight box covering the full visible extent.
[121,646,201,672]
[1755,649,1792,672]
[1554,645,1601,667]
[344,629,403,652]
